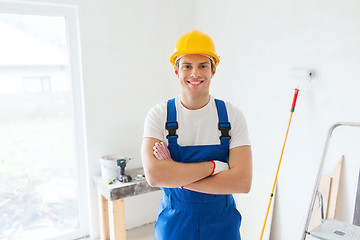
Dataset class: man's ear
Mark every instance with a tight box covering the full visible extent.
[211,67,216,77]
[174,66,179,76]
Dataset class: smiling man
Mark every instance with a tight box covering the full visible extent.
[175,54,214,110]
[141,30,252,240]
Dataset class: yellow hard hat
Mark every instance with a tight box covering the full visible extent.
[170,30,220,67]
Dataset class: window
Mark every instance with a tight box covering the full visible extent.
[0,2,88,240]
[23,76,52,93]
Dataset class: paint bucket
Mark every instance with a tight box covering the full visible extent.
[99,154,122,181]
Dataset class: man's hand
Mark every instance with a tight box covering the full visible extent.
[153,142,172,160]
[211,160,229,175]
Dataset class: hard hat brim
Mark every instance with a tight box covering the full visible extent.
[170,51,220,67]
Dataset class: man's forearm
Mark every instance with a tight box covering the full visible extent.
[183,168,251,195]
[184,146,253,195]
[142,138,214,188]
[145,158,214,188]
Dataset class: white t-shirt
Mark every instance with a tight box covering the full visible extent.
[143,96,251,149]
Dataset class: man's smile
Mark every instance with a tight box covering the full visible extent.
[187,80,204,86]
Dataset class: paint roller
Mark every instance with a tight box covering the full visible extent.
[259,88,300,240]
[259,68,313,239]
[289,68,314,87]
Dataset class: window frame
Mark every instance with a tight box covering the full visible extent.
[0,1,89,239]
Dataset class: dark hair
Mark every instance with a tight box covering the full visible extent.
[175,56,215,72]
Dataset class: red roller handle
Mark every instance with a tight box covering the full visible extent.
[291,88,299,112]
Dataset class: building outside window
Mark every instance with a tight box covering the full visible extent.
[0,2,88,240]
[23,76,52,94]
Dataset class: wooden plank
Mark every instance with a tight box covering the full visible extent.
[327,155,344,219]
[307,176,332,240]
[353,169,360,226]
[98,193,110,240]
[321,176,332,219]
[108,198,126,240]
[293,156,344,239]
[307,155,343,239]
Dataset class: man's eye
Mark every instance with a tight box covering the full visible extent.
[183,65,191,69]
[201,65,207,69]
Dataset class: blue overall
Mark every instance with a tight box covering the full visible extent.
[154,98,242,240]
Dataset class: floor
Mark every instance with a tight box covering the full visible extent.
[81,222,155,240]
[126,222,155,240]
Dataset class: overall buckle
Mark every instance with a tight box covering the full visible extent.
[218,122,231,139]
[166,121,178,138]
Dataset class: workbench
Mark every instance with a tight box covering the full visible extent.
[93,168,160,240]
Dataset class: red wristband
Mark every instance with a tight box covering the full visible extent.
[210,160,216,175]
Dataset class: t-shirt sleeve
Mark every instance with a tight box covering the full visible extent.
[227,103,251,149]
[142,103,166,142]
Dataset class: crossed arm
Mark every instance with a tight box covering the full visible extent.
[141,137,253,194]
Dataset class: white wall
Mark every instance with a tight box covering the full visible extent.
[18,0,360,239]
[79,0,360,238]
[194,0,360,239]
[75,0,197,238]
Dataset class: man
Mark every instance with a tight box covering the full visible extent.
[141,30,252,240]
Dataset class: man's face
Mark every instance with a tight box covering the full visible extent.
[175,54,216,97]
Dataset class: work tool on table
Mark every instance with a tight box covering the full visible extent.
[94,168,159,240]
[117,157,132,183]
[259,88,300,240]
[107,179,116,185]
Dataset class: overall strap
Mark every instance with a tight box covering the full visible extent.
[165,98,178,144]
[214,99,231,145]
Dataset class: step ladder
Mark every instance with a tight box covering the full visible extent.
[301,122,360,240]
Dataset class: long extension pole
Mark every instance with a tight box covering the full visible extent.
[259,88,300,240]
